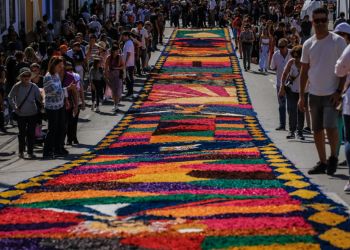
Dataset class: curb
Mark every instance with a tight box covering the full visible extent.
[0,135,17,151]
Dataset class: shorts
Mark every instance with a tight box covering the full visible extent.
[309,94,338,131]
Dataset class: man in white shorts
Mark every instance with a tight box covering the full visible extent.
[298,7,347,175]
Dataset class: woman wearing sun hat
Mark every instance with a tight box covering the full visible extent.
[8,67,42,159]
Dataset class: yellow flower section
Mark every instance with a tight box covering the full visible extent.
[145,204,303,217]
[150,135,215,144]
[117,162,210,183]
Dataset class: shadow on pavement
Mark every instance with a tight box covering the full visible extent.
[331,174,350,181]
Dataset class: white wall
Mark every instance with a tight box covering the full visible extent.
[337,0,350,19]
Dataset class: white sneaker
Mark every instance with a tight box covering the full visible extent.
[91,103,95,111]
[95,106,100,112]
[344,181,350,192]
[111,106,117,112]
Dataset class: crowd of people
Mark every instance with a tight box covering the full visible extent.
[0,0,168,159]
[222,2,350,192]
[1,1,350,191]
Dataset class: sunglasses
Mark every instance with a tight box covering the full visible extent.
[22,74,31,78]
[313,18,328,24]
[278,45,287,49]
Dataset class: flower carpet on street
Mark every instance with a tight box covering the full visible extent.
[1,29,350,249]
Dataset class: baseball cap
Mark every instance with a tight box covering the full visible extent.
[334,22,350,35]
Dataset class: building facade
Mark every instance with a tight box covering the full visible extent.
[0,0,21,41]
[0,0,53,42]
[0,0,120,43]
[337,0,350,19]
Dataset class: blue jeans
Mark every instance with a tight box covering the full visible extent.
[277,86,286,128]
[343,114,350,175]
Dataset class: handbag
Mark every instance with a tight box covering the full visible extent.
[285,63,300,89]
[284,74,296,88]
[336,83,350,112]
[12,85,34,121]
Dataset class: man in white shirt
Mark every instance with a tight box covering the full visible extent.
[88,15,102,37]
[270,38,292,131]
[335,36,350,191]
[132,21,149,74]
[122,32,135,98]
[298,7,347,175]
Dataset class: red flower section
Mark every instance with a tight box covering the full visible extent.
[121,234,205,250]
[45,172,133,185]
[0,207,83,225]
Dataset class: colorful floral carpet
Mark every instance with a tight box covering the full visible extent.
[1,29,350,250]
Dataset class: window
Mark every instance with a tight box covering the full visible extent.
[0,0,6,33]
[9,0,16,24]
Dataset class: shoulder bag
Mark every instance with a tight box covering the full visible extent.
[12,85,34,121]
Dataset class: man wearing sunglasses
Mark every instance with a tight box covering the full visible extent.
[298,7,347,176]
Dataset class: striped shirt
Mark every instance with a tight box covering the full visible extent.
[86,44,100,65]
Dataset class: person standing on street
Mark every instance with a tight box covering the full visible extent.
[132,21,149,74]
[208,0,217,28]
[43,57,76,159]
[259,28,270,72]
[279,45,306,141]
[0,65,6,133]
[298,8,347,175]
[333,23,350,164]
[300,15,312,44]
[61,62,79,146]
[89,57,104,113]
[271,38,292,131]
[240,24,255,71]
[335,36,350,192]
[105,45,124,113]
[334,12,347,29]
[150,8,159,51]
[8,68,41,159]
[122,32,135,99]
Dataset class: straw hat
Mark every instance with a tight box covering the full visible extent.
[95,41,107,50]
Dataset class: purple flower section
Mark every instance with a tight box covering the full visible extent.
[118,182,221,192]
[0,222,77,232]
[68,166,137,174]
[0,238,42,250]
[215,135,251,139]
[132,120,159,124]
